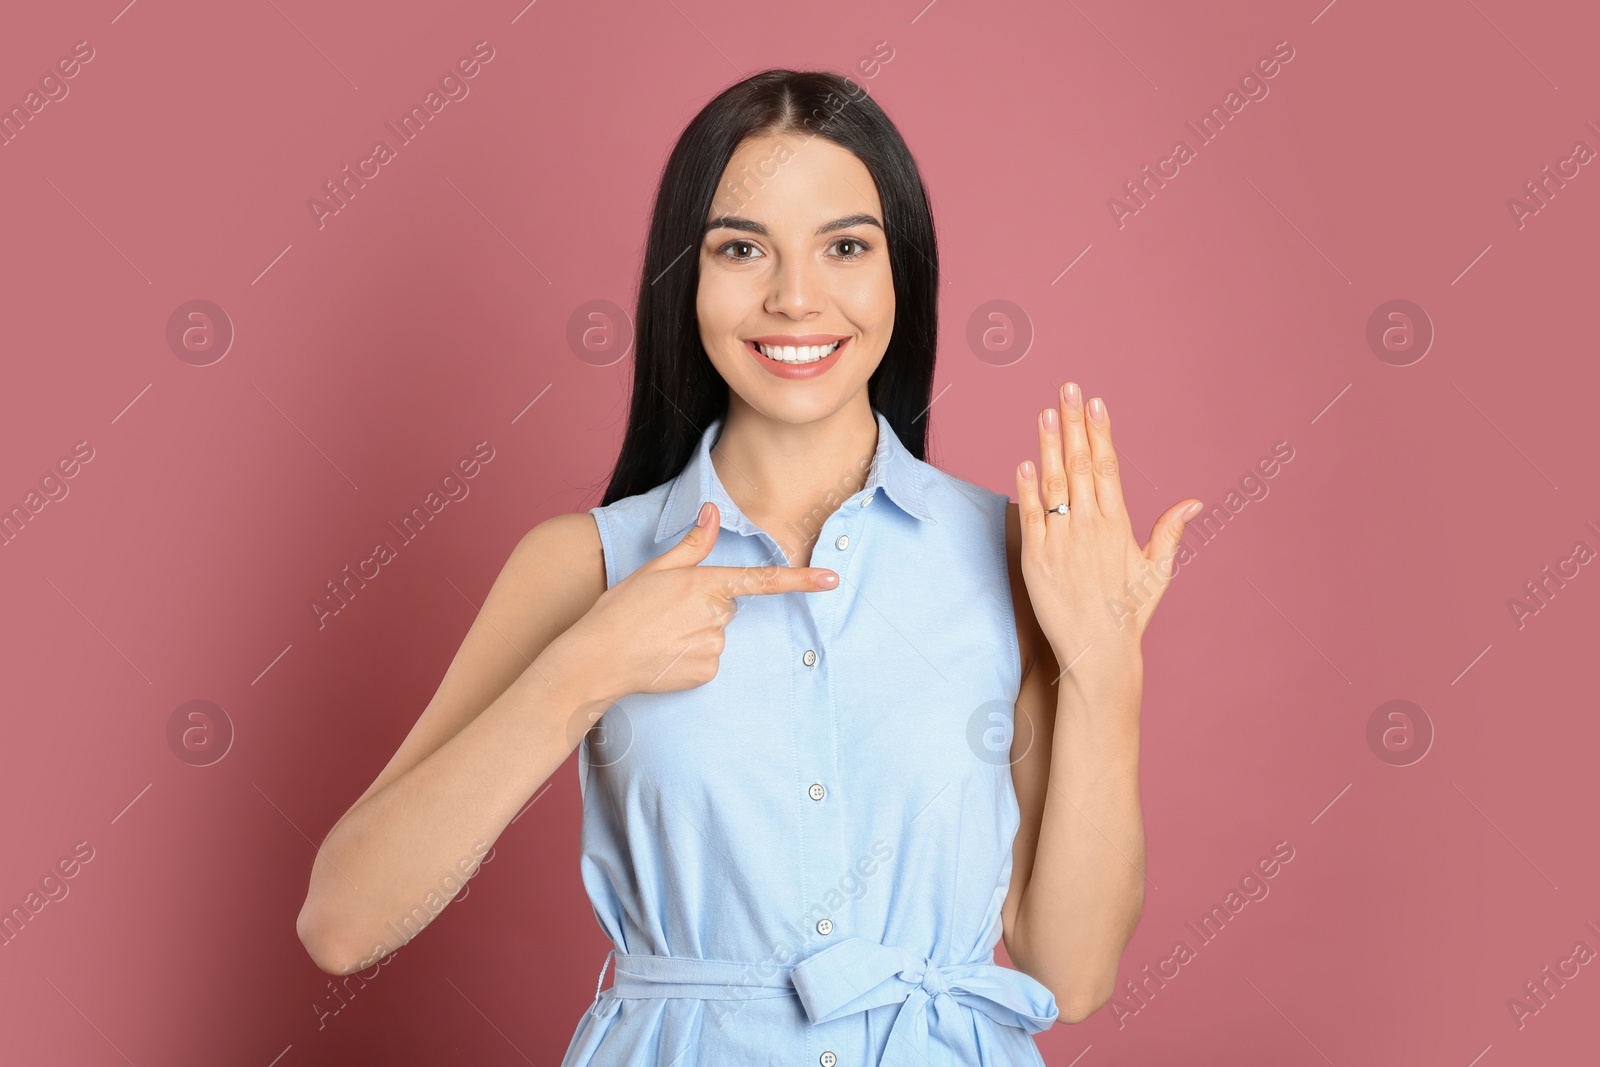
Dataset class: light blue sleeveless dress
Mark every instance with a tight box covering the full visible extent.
[561,408,1058,1066]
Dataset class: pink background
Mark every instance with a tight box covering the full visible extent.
[2,0,1597,1064]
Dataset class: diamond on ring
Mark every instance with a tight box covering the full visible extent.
[1048,503,1070,515]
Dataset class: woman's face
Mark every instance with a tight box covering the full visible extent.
[697,131,894,425]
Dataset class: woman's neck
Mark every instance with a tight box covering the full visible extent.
[710,398,879,567]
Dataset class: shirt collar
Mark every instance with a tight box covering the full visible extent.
[653,408,936,543]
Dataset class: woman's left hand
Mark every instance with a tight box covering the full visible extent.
[1015,381,1203,675]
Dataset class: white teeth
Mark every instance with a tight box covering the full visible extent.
[754,340,842,364]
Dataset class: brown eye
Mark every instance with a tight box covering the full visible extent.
[831,238,870,260]
[717,240,762,261]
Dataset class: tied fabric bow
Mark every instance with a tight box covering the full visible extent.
[789,937,1059,1067]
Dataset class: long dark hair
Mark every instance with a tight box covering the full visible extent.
[597,68,941,507]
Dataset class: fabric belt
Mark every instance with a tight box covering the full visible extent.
[587,936,1058,1067]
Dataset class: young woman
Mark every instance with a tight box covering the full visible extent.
[297,69,1202,1065]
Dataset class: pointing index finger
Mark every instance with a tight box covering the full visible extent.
[698,564,840,598]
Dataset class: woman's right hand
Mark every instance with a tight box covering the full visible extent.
[556,501,839,699]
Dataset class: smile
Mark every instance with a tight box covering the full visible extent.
[742,337,850,380]
[749,339,842,364]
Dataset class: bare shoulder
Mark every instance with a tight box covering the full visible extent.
[489,510,608,643]
[513,510,607,611]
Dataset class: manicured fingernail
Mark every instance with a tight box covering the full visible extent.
[1183,501,1203,518]
[1088,397,1106,422]
[1040,407,1057,430]
[1020,461,1035,479]
[1064,381,1082,407]
[697,501,712,526]
[816,571,839,589]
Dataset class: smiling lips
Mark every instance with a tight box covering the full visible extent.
[744,335,850,379]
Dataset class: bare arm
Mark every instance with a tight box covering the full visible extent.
[999,502,1143,1021]
[295,511,610,975]
[1001,382,1196,1022]
[1008,635,1146,1023]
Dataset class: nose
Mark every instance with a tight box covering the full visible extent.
[763,255,826,318]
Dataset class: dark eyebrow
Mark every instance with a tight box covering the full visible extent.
[703,213,883,237]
